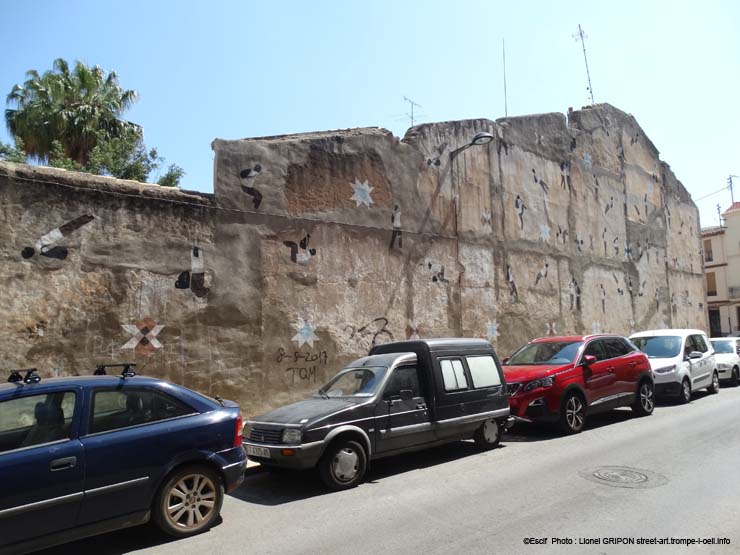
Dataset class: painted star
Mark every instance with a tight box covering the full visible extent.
[582,153,593,171]
[540,224,551,241]
[486,321,499,342]
[121,317,164,356]
[291,318,319,348]
[350,179,374,208]
[591,321,601,334]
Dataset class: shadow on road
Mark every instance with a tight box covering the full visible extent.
[505,407,641,441]
[34,517,224,555]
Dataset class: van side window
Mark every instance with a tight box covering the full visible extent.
[440,359,468,391]
[693,335,709,353]
[466,356,501,388]
[383,366,422,399]
[685,336,700,355]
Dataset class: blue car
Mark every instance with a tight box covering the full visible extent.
[0,366,246,554]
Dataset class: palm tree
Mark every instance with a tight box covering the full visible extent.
[5,58,140,164]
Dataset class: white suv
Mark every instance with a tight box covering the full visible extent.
[629,329,719,403]
[710,337,740,387]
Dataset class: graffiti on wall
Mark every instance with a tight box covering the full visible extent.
[121,317,164,356]
[389,205,402,250]
[291,318,319,348]
[276,347,328,384]
[345,317,394,347]
[350,178,374,207]
[175,246,210,297]
[21,214,95,260]
[239,165,263,209]
[284,233,317,264]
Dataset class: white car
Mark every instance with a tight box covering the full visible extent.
[710,337,740,387]
[629,329,720,403]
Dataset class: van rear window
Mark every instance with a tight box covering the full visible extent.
[466,356,501,388]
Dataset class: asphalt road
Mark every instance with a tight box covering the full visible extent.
[41,386,740,555]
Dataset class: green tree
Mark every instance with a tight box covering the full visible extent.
[5,58,139,165]
[157,164,185,188]
[0,137,27,163]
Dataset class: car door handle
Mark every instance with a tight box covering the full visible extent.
[50,456,77,472]
[416,403,427,410]
[629,361,637,367]
[607,367,615,374]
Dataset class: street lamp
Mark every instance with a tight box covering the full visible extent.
[450,131,495,158]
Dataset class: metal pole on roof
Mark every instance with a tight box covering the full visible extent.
[729,175,738,205]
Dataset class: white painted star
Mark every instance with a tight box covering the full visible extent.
[350,179,374,208]
[540,224,551,241]
[591,321,601,334]
[486,321,499,342]
[583,153,593,170]
[291,318,319,348]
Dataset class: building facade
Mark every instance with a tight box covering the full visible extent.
[704,202,740,336]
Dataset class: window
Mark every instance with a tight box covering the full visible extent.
[604,338,631,359]
[383,366,422,399]
[692,335,709,353]
[466,356,502,388]
[707,272,717,296]
[440,359,468,391]
[0,391,76,453]
[704,239,713,262]
[90,389,194,434]
[583,340,608,361]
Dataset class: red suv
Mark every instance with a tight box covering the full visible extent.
[503,335,654,434]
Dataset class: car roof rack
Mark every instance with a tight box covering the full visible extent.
[8,368,41,384]
[94,363,137,378]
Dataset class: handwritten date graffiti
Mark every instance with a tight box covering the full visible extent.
[276,348,328,384]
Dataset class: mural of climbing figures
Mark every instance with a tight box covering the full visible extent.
[284,233,317,264]
[534,263,549,286]
[239,164,263,209]
[559,161,572,191]
[532,168,549,194]
[21,214,94,260]
[507,265,519,300]
[175,246,210,298]
[514,195,526,230]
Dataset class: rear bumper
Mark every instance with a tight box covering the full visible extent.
[216,446,248,493]
[242,439,324,470]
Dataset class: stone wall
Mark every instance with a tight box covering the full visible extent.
[0,103,707,416]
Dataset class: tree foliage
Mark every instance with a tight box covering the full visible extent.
[4,58,184,187]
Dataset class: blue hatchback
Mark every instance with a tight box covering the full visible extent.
[0,367,246,554]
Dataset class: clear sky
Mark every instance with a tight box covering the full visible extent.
[1,0,738,228]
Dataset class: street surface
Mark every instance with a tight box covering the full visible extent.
[42,387,740,555]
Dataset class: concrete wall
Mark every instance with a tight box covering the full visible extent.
[0,103,707,416]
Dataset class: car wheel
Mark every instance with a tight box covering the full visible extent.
[559,392,586,434]
[153,465,224,538]
[632,380,655,416]
[707,371,720,394]
[473,419,501,449]
[731,367,740,387]
[319,439,367,491]
[678,377,691,404]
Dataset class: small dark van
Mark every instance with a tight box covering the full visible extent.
[243,339,512,490]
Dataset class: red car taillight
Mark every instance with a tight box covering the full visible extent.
[234,414,243,447]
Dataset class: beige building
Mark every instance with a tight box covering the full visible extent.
[703,202,740,336]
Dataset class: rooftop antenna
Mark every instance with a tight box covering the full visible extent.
[728,175,739,204]
[403,96,422,127]
[502,38,508,116]
[573,24,595,105]
[717,203,723,226]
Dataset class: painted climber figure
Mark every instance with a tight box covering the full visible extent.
[389,205,402,250]
[21,214,95,260]
[284,233,316,265]
[175,246,210,298]
[507,265,519,300]
[239,164,263,209]
[515,195,526,230]
[559,161,572,190]
[600,283,606,313]
[535,262,549,286]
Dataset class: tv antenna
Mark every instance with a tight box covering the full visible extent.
[728,175,739,204]
[404,96,422,127]
[573,24,595,105]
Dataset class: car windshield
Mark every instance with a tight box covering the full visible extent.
[317,366,387,398]
[631,336,681,358]
[506,341,583,365]
[711,340,734,354]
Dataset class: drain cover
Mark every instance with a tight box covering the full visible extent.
[579,466,668,489]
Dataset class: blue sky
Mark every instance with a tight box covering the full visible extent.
[1,0,738,227]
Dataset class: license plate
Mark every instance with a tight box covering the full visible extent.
[246,445,270,458]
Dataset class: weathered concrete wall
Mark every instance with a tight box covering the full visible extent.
[0,104,707,416]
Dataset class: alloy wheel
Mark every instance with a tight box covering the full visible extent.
[712,373,720,391]
[332,447,360,482]
[566,396,584,431]
[640,383,654,413]
[164,473,217,530]
[682,379,691,402]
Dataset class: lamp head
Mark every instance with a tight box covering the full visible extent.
[471,132,494,146]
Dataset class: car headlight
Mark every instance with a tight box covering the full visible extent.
[523,376,554,392]
[282,428,302,444]
[654,365,676,374]
[717,363,730,370]
[242,421,252,438]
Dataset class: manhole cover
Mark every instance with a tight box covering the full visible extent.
[579,466,668,489]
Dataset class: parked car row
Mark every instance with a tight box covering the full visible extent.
[1,328,732,553]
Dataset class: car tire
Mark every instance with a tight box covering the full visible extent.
[678,377,691,404]
[632,380,655,417]
[559,392,586,434]
[318,439,367,491]
[473,419,501,449]
[707,371,720,394]
[731,367,740,387]
[153,464,224,538]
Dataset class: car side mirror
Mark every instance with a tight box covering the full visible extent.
[399,389,413,401]
[688,351,703,360]
[502,356,510,364]
[582,355,597,366]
